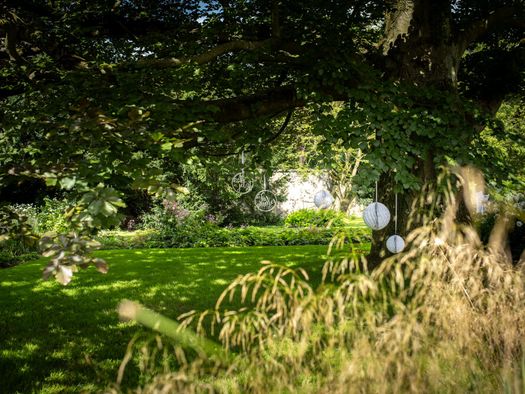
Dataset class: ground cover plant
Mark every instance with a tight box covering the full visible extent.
[96,223,369,250]
[284,208,349,228]
[0,245,333,393]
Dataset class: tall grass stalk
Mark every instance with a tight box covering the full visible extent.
[115,167,525,393]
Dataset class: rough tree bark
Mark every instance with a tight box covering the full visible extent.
[367,0,470,268]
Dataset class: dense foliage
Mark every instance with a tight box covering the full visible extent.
[0,0,523,274]
[97,226,369,250]
[474,97,525,191]
[100,202,369,249]
[284,208,348,228]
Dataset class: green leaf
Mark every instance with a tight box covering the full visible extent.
[100,201,118,217]
[151,132,164,142]
[59,177,76,190]
[88,200,103,215]
[43,172,57,186]
[161,142,173,151]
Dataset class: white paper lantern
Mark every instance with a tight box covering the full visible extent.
[363,202,391,230]
[386,234,405,254]
[314,190,334,209]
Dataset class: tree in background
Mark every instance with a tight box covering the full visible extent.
[285,127,365,214]
[1,0,524,276]
[474,96,525,193]
[286,105,366,214]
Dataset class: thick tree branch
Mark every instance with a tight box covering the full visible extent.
[134,39,273,69]
[198,109,294,156]
[203,86,303,123]
[456,6,525,51]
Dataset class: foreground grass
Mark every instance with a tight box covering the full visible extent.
[0,245,332,393]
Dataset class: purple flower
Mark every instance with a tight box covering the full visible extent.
[162,200,190,221]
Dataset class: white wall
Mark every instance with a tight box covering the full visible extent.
[273,171,364,216]
[273,171,330,214]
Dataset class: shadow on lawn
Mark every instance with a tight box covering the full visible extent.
[0,246,328,393]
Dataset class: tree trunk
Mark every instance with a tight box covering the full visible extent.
[367,0,460,268]
[367,152,436,269]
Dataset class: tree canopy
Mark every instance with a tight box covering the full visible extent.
[1,0,524,272]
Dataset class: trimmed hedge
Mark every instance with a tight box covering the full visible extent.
[285,208,348,228]
[96,226,371,250]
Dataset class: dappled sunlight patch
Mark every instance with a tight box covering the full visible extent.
[0,280,32,288]
[39,384,71,394]
[211,278,229,286]
[0,245,330,392]
[45,370,72,384]
[49,349,68,360]
[48,324,67,336]
[1,342,40,359]
[114,321,137,329]
[59,287,81,297]
[84,280,142,292]
[31,280,65,292]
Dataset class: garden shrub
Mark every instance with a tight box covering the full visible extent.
[284,208,348,228]
[140,201,193,231]
[35,198,74,234]
[0,206,40,267]
[6,199,72,234]
[0,239,40,268]
[7,204,39,229]
[100,199,371,249]
[97,225,370,250]
[0,199,77,267]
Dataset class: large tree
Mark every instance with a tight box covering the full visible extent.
[1,0,524,270]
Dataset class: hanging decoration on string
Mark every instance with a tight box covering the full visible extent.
[386,192,405,254]
[231,150,253,195]
[363,181,391,230]
[254,174,277,212]
[314,189,334,209]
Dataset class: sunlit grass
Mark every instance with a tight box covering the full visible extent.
[0,245,347,393]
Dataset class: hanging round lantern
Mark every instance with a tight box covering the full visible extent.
[255,190,276,212]
[231,171,253,195]
[314,190,334,209]
[386,234,405,254]
[254,174,276,212]
[232,150,253,195]
[363,202,391,230]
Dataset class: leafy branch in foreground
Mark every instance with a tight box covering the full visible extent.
[40,233,107,285]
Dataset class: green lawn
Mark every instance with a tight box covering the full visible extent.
[0,245,332,393]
